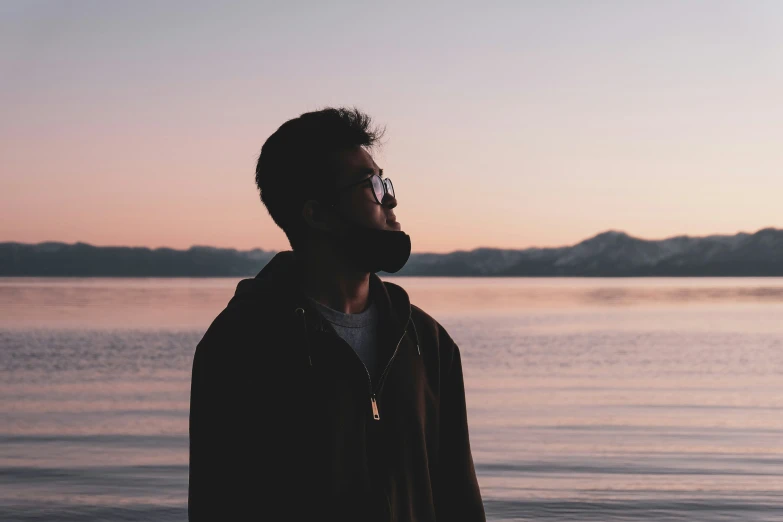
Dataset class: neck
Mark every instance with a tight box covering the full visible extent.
[295,250,371,314]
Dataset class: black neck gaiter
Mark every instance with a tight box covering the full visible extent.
[326,210,412,274]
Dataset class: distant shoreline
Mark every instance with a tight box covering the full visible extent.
[2,227,782,277]
[3,274,783,279]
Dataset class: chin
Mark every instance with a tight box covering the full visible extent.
[386,221,402,231]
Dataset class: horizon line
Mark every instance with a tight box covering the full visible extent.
[2,226,780,255]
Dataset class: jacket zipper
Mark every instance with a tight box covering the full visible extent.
[369,312,411,421]
[356,353,376,419]
[309,307,413,422]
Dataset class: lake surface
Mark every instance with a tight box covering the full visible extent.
[1,277,782,521]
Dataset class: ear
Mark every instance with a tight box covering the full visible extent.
[301,199,334,232]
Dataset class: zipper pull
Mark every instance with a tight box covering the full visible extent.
[371,395,380,421]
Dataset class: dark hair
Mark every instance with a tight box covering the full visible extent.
[255,107,384,250]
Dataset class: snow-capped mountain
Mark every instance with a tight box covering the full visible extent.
[1,228,781,276]
[395,228,783,276]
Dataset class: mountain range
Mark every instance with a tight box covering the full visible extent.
[1,228,782,277]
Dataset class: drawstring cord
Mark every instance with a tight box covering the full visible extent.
[294,307,313,367]
[410,317,421,355]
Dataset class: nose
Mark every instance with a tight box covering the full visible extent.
[382,193,397,209]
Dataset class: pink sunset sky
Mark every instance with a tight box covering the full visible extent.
[2,2,781,253]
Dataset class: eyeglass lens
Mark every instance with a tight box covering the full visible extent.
[369,175,395,204]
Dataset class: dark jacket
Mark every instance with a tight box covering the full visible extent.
[188,251,485,521]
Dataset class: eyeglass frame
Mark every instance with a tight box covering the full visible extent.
[337,170,395,206]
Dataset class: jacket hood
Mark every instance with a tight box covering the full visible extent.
[228,251,416,363]
[232,250,304,306]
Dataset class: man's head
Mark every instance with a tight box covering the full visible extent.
[256,108,408,271]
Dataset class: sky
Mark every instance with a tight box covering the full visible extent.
[2,1,782,253]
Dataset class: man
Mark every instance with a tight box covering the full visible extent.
[188,107,485,521]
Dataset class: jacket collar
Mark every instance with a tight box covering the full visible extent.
[231,250,412,338]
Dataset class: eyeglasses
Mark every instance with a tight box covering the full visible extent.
[339,172,395,205]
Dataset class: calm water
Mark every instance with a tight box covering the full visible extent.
[1,277,782,521]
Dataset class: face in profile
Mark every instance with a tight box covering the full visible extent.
[298,144,412,272]
[332,146,401,232]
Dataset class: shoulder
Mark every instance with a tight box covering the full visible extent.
[410,303,453,340]
[382,280,453,342]
[409,303,460,368]
[194,298,285,366]
[379,279,462,366]
[192,306,243,373]
[198,303,248,349]
[410,303,441,334]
